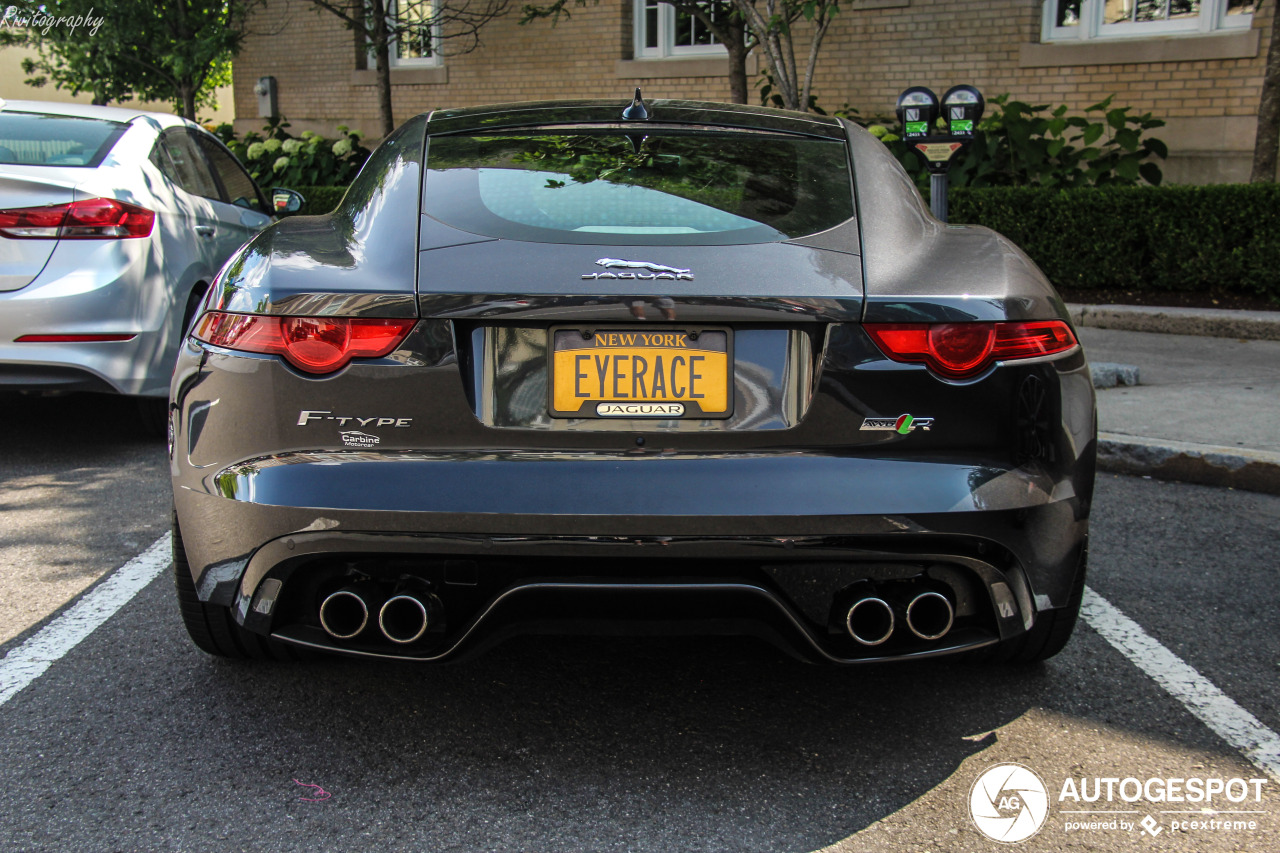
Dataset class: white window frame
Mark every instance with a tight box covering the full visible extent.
[1041,0,1254,43]
[634,0,726,59]
[367,0,443,68]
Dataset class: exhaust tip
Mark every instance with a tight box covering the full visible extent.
[319,589,369,639]
[846,597,895,646]
[379,594,430,645]
[906,591,954,641]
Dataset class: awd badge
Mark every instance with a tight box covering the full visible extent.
[860,414,934,434]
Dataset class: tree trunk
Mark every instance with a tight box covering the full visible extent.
[725,36,749,104]
[371,0,396,136]
[1251,5,1280,182]
[181,85,197,120]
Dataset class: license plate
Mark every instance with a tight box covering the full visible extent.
[550,327,732,418]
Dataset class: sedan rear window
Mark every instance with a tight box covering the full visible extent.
[422,129,854,245]
[0,112,127,167]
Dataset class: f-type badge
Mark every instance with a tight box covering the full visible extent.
[582,258,694,281]
[861,414,934,434]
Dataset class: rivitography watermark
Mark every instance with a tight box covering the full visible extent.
[0,5,105,36]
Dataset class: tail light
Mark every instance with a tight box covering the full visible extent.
[0,198,155,239]
[865,321,1077,379]
[193,312,417,374]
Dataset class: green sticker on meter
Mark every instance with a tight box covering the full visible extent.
[905,121,928,135]
[950,119,974,134]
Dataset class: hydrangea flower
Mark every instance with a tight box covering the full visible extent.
[273,156,291,172]
[281,139,303,154]
[263,138,283,153]
[246,142,266,160]
[300,131,318,140]
[332,138,352,157]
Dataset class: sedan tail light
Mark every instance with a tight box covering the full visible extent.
[864,320,1078,379]
[193,312,417,374]
[0,198,155,239]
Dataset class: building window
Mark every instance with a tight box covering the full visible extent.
[1043,0,1254,42]
[368,0,442,67]
[635,0,725,59]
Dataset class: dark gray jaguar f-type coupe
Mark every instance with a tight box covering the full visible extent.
[169,95,1095,664]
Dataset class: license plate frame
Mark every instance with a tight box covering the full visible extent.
[548,326,734,419]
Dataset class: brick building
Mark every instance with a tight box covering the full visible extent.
[233,0,1274,183]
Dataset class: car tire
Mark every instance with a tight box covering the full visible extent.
[172,509,306,661]
[976,558,1086,665]
[139,284,208,438]
[136,397,169,438]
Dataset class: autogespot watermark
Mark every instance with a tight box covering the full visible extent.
[968,762,1272,843]
[0,5,104,36]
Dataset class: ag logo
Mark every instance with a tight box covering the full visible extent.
[969,763,1049,844]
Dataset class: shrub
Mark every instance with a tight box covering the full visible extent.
[212,116,371,188]
[291,185,348,215]
[950,184,1280,301]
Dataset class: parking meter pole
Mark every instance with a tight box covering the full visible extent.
[930,173,949,223]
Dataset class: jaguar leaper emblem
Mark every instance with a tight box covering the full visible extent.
[582,258,694,281]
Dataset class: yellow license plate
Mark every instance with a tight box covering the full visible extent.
[550,327,732,418]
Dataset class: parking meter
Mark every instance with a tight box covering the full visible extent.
[897,84,983,223]
[941,85,985,139]
[895,87,938,140]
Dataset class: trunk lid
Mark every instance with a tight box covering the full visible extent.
[0,168,82,292]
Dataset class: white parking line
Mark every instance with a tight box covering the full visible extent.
[0,533,171,708]
[1082,586,1280,782]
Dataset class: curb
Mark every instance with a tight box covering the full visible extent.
[1068,303,1280,341]
[1097,432,1280,495]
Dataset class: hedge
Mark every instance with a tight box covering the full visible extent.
[289,185,348,216]
[950,184,1280,300]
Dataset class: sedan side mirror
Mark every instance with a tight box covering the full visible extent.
[270,187,306,216]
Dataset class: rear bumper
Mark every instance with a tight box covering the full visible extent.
[0,238,182,397]
[174,448,1091,663]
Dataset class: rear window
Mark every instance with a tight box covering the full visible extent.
[422,129,854,245]
[0,112,127,167]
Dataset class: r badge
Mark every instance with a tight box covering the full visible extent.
[860,414,934,434]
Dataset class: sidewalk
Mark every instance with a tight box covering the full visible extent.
[1070,304,1280,495]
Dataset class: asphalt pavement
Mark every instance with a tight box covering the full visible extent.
[1070,303,1280,495]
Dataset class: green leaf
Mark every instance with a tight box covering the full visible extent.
[1082,124,1104,146]
[1115,156,1140,181]
[1107,109,1128,131]
[1145,137,1169,159]
[1047,138,1066,157]
[1115,128,1140,152]
[1138,162,1163,186]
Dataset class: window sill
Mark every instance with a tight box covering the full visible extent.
[616,55,758,79]
[1021,28,1259,67]
[351,66,447,86]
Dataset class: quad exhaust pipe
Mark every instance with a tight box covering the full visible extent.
[379,594,431,644]
[905,591,954,641]
[845,588,954,646]
[319,585,437,644]
[845,596,895,646]
[319,588,370,640]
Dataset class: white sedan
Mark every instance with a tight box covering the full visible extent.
[0,99,298,430]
